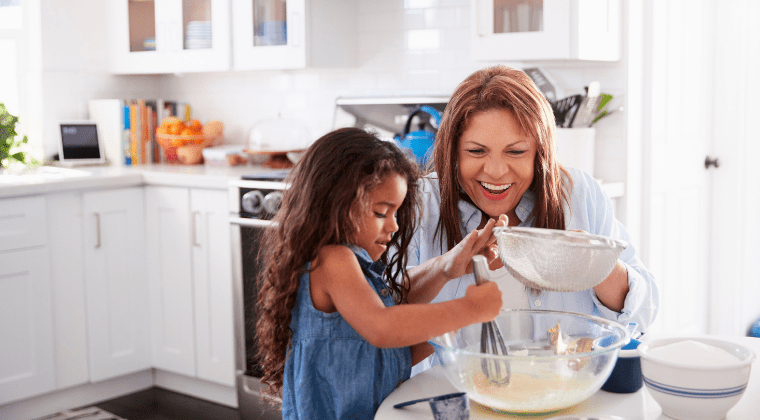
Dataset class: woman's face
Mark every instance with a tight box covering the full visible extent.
[457,108,536,222]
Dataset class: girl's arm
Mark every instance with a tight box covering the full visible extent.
[405,216,507,304]
[311,245,502,349]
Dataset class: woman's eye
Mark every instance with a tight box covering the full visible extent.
[508,150,526,156]
[466,148,486,155]
[374,212,386,218]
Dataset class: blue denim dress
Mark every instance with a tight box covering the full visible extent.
[282,245,412,420]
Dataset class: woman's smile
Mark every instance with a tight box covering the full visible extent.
[479,181,511,200]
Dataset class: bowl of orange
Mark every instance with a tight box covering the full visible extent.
[156,118,223,163]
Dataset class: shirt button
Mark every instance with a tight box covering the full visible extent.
[381,289,389,297]
[534,300,542,307]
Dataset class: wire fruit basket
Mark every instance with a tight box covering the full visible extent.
[493,227,628,292]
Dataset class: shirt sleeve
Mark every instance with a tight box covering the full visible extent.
[568,169,660,332]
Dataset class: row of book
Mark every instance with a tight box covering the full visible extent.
[88,99,192,165]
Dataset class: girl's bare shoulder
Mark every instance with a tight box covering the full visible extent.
[314,245,359,272]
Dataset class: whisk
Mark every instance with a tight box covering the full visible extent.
[472,255,510,385]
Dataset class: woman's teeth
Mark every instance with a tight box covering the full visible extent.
[480,182,510,194]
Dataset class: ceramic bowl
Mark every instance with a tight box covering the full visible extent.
[430,309,629,415]
[638,337,756,420]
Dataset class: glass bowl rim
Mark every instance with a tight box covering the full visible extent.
[429,308,631,361]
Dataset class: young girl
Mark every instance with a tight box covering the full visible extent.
[256,127,502,419]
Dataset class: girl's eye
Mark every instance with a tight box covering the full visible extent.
[374,212,386,218]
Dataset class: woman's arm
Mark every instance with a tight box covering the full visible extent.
[593,261,629,312]
[311,245,503,348]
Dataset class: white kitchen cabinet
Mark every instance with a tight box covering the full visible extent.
[0,197,54,405]
[47,193,90,390]
[146,187,196,376]
[146,186,234,386]
[231,0,356,70]
[471,0,621,61]
[190,188,234,386]
[83,187,151,382]
[107,0,231,74]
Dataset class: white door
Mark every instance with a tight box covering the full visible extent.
[0,248,54,404]
[83,188,151,382]
[146,186,196,376]
[709,0,760,335]
[191,188,235,385]
[639,0,713,335]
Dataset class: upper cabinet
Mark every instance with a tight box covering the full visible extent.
[108,0,231,74]
[471,0,621,61]
[107,0,356,74]
[231,0,356,70]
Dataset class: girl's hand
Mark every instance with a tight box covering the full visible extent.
[438,218,498,280]
[463,281,502,323]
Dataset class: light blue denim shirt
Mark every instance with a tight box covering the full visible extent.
[282,245,412,420]
[408,168,659,373]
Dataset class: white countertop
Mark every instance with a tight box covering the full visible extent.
[0,163,285,198]
[376,335,760,420]
[0,164,625,201]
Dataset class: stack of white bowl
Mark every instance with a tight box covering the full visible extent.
[185,21,212,49]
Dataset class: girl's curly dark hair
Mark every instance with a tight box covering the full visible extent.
[255,127,422,398]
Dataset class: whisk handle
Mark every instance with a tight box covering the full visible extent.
[472,255,491,285]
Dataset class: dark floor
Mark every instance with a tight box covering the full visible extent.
[94,387,241,420]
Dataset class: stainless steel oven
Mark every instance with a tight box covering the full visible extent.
[229,173,289,420]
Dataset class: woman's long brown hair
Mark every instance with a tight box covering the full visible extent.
[432,65,571,252]
[255,127,421,399]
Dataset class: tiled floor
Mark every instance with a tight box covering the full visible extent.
[94,387,241,420]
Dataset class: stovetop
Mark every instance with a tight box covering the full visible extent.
[241,169,291,182]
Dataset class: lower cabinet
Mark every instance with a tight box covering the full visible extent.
[146,186,234,386]
[82,187,151,382]
[0,196,54,405]
[0,248,55,404]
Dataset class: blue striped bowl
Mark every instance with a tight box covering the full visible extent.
[638,337,755,420]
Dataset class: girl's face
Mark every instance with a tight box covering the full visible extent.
[355,173,407,261]
[458,108,536,221]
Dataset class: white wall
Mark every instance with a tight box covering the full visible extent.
[32,0,630,215]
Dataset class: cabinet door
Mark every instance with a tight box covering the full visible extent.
[232,0,307,70]
[47,192,90,390]
[146,187,196,376]
[191,189,235,385]
[108,0,231,74]
[0,248,54,405]
[471,0,620,61]
[83,188,151,382]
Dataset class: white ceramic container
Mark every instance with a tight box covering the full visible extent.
[638,337,756,420]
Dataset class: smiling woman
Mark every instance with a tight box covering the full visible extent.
[402,65,659,376]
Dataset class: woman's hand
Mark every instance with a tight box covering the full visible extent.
[570,229,629,312]
[485,214,508,270]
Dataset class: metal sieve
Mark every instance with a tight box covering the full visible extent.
[493,226,628,292]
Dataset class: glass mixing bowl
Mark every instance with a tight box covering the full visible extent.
[430,309,630,415]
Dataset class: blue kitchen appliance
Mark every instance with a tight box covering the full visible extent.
[395,105,442,167]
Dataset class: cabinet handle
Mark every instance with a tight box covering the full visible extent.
[94,213,101,249]
[192,211,201,247]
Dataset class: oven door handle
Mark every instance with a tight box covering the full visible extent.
[229,216,276,228]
